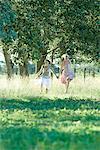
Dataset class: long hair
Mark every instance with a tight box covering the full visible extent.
[61,54,70,64]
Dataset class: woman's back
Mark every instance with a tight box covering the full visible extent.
[62,58,74,79]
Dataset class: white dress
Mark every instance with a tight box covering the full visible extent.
[41,65,51,88]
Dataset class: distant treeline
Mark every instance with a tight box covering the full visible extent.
[0,60,99,80]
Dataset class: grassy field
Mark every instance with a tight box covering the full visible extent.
[0,75,100,99]
[0,76,100,150]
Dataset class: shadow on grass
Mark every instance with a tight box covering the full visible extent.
[0,126,99,150]
[0,97,100,111]
[0,97,100,150]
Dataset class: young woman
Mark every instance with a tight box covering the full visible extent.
[60,54,74,93]
[37,59,51,93]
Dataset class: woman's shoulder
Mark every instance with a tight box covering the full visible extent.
[64,59,69,64]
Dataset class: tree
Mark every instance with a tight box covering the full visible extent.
[11,0,57,72]
[54,0,99,61]
[1,0,99,78]
[0,0,17,78]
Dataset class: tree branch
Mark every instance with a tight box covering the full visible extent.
[42,46,59,56]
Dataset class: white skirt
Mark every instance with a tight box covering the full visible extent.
[41,77,51,88]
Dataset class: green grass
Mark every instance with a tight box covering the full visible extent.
[0,76,100,150]
[0,97,100,150]
[0,76,100,99]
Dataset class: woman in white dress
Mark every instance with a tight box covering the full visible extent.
[60,54,74,93]
[37,59,51,93]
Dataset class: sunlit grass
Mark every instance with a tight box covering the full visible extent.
[0,75,100,150]
[0,97,100,150]
[0,75,99,100]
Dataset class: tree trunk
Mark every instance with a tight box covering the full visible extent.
[84,68,86,82]
[24,60,29,77]
[92,69,95,78]
[3,46,13,79]
[37,54,47,72]
[19,60,29,77]
[59,37,66,56]
[51,50,55,78]
[19,64,24,77]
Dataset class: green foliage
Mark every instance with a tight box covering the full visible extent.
[0,0,17,43]
[12,0,99,61]
[0,0,99,67]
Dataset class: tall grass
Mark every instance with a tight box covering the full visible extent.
[0,75,99,100]
[0,75,100,150]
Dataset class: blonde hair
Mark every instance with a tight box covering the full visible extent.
[61,54,69,60]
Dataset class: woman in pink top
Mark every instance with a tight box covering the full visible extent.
[60,54,74,93]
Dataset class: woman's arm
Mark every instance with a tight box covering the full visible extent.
[60,61,64,74]
[36,65,43,78]
[50,64,59,79]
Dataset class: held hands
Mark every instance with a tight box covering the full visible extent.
[56,75,59,79]
[55,74,59,79]
[35,74,41,79]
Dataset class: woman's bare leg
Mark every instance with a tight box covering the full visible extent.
[65,79,70,93]
[41,83,43,93]
[46,88,48,94]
